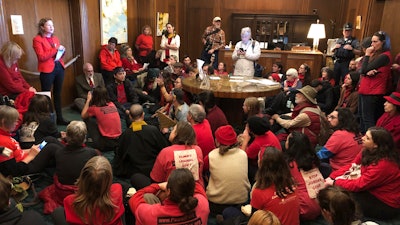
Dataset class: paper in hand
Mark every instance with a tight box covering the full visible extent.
[55,48,65,61]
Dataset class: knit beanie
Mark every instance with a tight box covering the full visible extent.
[215,125,237,146]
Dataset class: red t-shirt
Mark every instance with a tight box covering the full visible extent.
[251,185,300,225]
[324,130,362,171]
[246,131,281,161]
[88,102,122,138]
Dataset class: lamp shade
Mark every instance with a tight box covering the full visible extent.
[307,23,326,39]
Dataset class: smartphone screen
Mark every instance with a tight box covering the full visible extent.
[39,140,47,150]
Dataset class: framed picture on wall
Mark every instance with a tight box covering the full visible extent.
[157,12,169,36]
[100,0,128,45]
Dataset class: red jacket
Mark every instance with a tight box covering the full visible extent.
[331,152,400,208]
[99,45,122,71]
[376,112,400,152]
[358,51,392,95]
[0,56,31,96]
[33,35,65,73]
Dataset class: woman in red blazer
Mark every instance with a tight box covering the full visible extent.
[33,17,68,125]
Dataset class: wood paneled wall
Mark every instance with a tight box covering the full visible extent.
[0,0,398,105]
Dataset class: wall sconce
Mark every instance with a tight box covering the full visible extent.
[307,20,326,52]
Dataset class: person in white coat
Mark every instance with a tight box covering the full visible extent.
[232,27,261,77]
[160,23,180,63]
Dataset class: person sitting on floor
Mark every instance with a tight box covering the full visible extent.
[28,121,99,214]
[74,62,105,112]
[56,156,125,225]
[0,174,46,225]
[151,121,204,186]
[335,71,360,115]
[0,105,39,177]
[99,37,122,85]
[271,85,323,148]
[197,90,228,135]
[206,125,250,216]
[187,104,215,159]
[129,168,209,225]
[81,86,121,152]
[376,91,400,152]
[115,104,169,189]
[325,127,400,221]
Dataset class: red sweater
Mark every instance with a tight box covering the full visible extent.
[331,152,400,208]
[63,183,124,225]
[135,34,153,57]
[0,56,30,96]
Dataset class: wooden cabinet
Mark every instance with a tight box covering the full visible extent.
[219,49,324,81]
[231,14,319,49]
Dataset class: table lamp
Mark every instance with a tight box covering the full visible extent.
[307,20,326,52]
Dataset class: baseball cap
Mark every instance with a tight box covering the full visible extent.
[343,23,353,31]
[213,17,221,22]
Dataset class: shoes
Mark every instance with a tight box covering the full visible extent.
[56,118,70,125]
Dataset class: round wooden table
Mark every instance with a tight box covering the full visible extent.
[182,76,281,125]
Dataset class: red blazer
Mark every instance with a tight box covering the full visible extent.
[33,35,65,73]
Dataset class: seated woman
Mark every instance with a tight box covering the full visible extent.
[28,121,98,214]
[19,94,61,149]
[265,68,302,115]
[120,44,145,76]
[285,132,324,221]
[271,85,323,148]
[206,125,250,216]
[242,97,267,126]
[0,174,46,225]
[326,127,400,220]
[240,116,281,183]
[298,63,311,86]
[248,210,281,225]
[317,108,362,173]
[251,147,299,225]
[335,71,360,115]
[129,168,209,224]
[151,121,204,186]
[263,62,284,83]
[317,186,378,225]
[214,62,228,76]
[0,41,36,99]
[0,105,38,176]
[198,90,228,135]
[319,67,335,87]
[59,156,125,225]
[81,86,121,152]
[376,91,400,152]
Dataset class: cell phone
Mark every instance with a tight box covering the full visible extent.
[39,140,47,150]
[239,48,244,51]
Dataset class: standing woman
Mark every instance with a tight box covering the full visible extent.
[160,23,180,63]
[358,31,392,134]
[33,18,68,125]
[232,27,261,77]
[135,25,154,63]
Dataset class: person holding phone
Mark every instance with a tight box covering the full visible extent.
[232,27,261,77]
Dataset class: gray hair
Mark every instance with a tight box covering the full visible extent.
[286,68,299,78]
[66,121,87,146]
[188,104,206,123]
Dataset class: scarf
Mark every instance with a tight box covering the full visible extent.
[291,102,317,118]
[130,120,147,131]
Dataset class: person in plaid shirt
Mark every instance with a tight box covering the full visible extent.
[201,16,225,69]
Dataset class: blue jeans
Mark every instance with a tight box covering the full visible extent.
[358,94,384,134]
[40,61,64,120]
